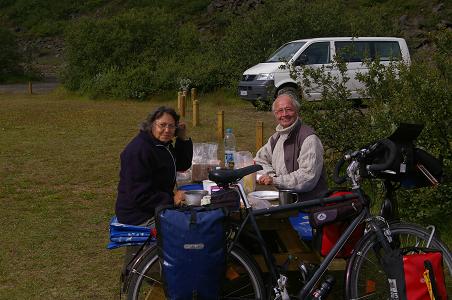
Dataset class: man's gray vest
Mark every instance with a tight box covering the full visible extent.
[269,120,328,201]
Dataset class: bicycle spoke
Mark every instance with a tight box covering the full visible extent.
[356,251,385,275]
[223,282,253,298]
[131,268,163,285]
[347,223,452,300]
[128,246,265,299]
[350,292,380,300]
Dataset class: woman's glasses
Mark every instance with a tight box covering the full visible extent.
[155,123,177,130]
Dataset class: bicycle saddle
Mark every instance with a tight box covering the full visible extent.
[208,165,262,185]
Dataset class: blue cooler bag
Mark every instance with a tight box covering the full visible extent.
[156,206,226,300]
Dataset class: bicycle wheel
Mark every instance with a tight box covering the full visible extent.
[346,222,452,299]
[126,245,266,300]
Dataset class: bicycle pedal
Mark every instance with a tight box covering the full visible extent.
[298,262,317,284]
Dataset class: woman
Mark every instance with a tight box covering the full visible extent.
[115,106,193,226]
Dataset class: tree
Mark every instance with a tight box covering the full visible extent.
[0,27,24,82]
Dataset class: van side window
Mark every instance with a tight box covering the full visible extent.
[336,41,402,62]
[335,41,371,63]
[374,42,402,61]
[297,42,330,65]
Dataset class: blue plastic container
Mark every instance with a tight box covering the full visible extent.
[178,184,203,191]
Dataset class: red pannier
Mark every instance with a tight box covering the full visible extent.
[381,248,448,300]
[309,191,365,258]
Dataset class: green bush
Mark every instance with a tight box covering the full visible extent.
[62,0,401,99]
[214,0,399,91]
[295,30,451,229]
[359,31,451,228]
[0,27,24,82]
[0,0,106,36]
[63,8,196,99]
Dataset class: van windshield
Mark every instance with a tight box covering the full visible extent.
[266,42,306,62]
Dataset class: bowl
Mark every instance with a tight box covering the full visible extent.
[248,191,279,201]
[184,190,208,206]
[247,191,279,209]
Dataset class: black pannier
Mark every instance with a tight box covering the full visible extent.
[309,191,365,258]
[362,123,443,188]
[210,188,241,212]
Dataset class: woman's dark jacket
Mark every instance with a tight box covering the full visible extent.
[115,130,193,225]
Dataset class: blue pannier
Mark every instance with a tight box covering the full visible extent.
[156,206,226,300]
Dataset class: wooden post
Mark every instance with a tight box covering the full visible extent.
[182,90,188,106]
[177,91,182,111]
[256,120,264,152]
[192,100,199,127]
[180,94,186,117]
[28,81,33,94]
[191,88,197,103]
[217,111,224,142]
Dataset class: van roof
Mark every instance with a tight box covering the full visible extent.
[290,37,405,43]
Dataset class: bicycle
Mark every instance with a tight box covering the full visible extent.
[124,138,451,299]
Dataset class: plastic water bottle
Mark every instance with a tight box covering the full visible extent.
[224,128,236,169]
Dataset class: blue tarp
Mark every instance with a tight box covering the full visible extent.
[289,212,313,240]
[107,216,156,249]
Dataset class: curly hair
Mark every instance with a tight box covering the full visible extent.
[140,106,180,131]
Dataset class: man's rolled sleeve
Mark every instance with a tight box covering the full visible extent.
[254,139,276,176]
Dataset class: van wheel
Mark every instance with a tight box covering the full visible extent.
[278,87,300,102]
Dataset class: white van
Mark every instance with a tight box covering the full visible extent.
[238,37,410,103]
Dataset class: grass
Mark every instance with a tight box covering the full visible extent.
[0,89,450,299]
[0,89,274,299]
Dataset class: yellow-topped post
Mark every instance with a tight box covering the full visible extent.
[256,121,264,153]
[180,94,186,117]
[191,88,197,103]
[192,100,199,127]
[217,111,224,142]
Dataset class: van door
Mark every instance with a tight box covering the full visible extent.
[334,41,371,99]
[293,42,331,100]
[334,40,403,99]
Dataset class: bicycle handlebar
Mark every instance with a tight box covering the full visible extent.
[366,138,397,172]
[333,138,398,184]
[333,158,347,184]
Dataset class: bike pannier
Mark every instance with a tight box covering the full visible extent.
[310,191,364,258]
[381,248,448,300]
[362,124,443,188]
[156,206,227,300]
[210,188,241,212]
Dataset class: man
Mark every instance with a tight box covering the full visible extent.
[254,91,328,200]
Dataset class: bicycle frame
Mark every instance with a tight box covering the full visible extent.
[228,183,392,299]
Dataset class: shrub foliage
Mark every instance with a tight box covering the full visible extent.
[0,27,24,82]
[295,30,451,227]
[62,0,403,99]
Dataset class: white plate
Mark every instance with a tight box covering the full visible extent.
[248,191,279,201]
[240,90,248,96]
